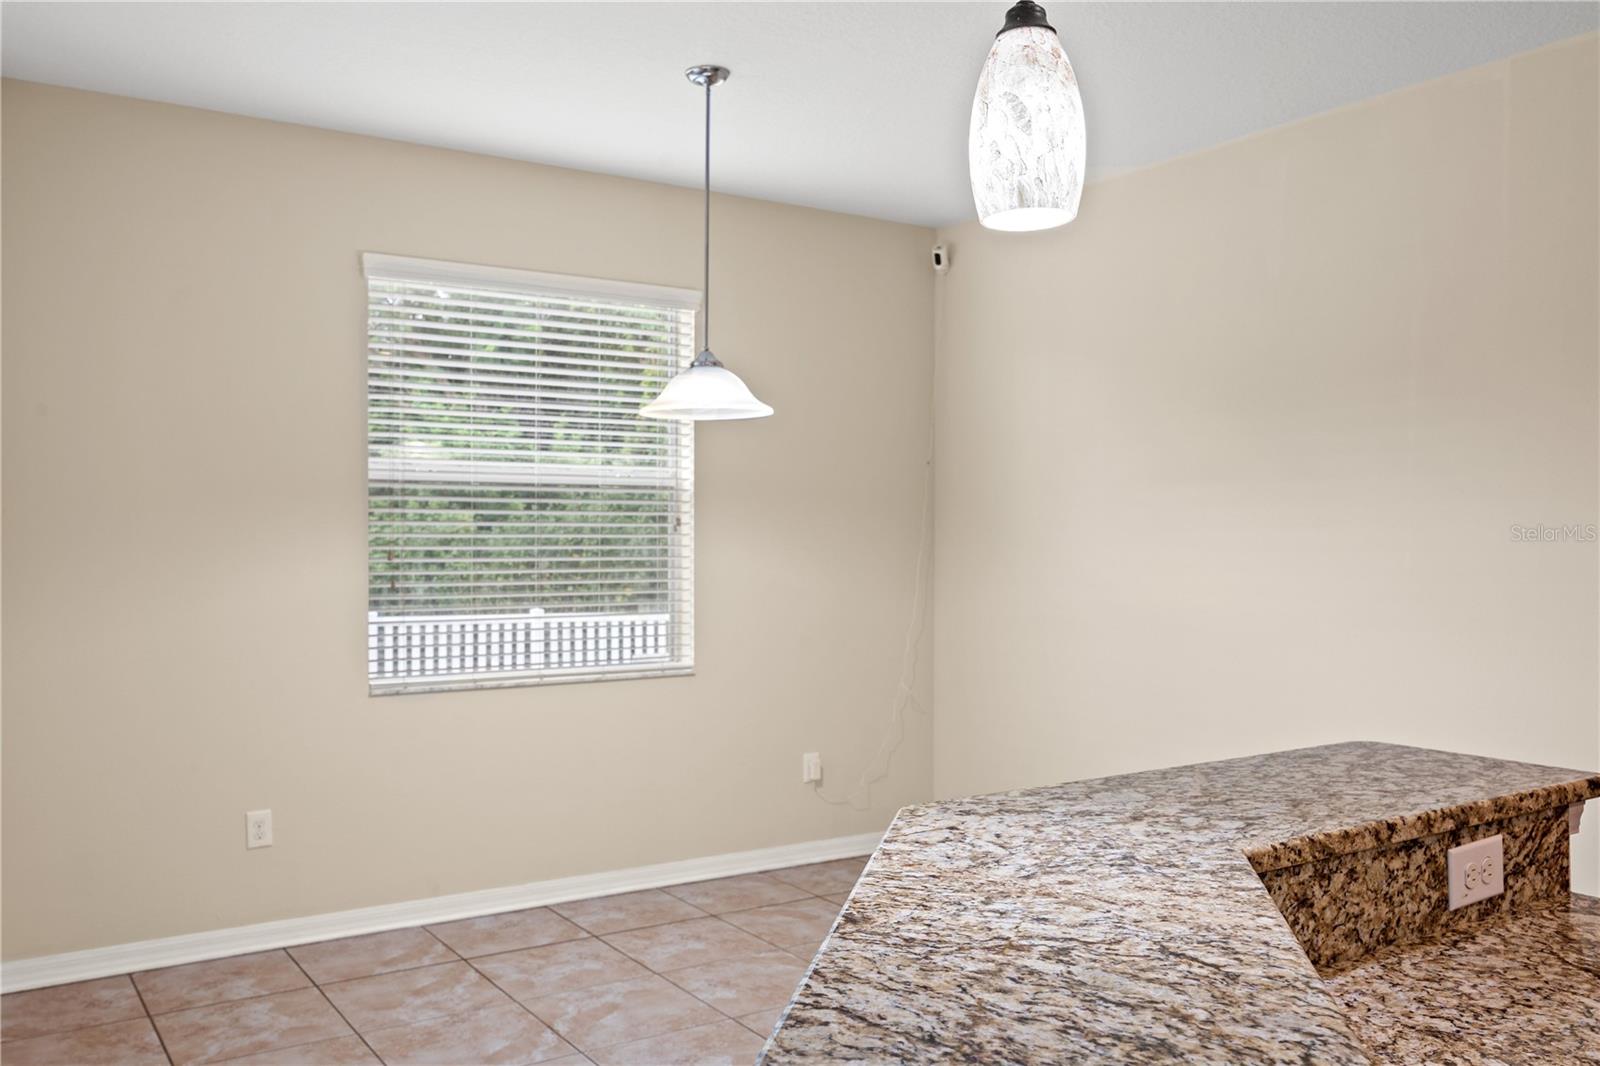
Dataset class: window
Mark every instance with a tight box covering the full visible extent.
[365,254,697,694]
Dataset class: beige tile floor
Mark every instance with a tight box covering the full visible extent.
[0,858,866,1066]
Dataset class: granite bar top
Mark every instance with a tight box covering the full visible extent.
[1324,895,1599,1064]
[762,742,1600,1064]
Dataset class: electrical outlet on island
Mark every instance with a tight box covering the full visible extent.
[1446,834,1503,910]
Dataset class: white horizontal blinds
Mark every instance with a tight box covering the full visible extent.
[365,254,696,692]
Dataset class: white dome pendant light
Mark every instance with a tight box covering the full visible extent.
[969,1,1086,232]
[641,65,773,421]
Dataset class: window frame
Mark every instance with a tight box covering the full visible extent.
[363,252,699,696]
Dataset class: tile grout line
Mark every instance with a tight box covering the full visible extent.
[425,906,691,1056]
[651,960,790,1030]
[586,1016,760,1060]
[440,888,811,967]
[281,947,387,1066]
[137,981,331,1023]
[649,915,818,1026]
[0,1015,181,1062]
[454,932,594,966]
[307,958,465,988]
[462,955,583,1060]
[519,970,676,1063]
[488,983,586,1060]
[709,913,829,958]
[291,928,467,985]
[132,960,435,1025]
[659,879,811,907]
[614,907,822,1041]
[207,1032,377,1066]
[0,975,161,1047]
[311,927,614,1060]
[550,896,713,939]
[209,1028,375,1066]
[710,914,797,956]
[478,938,773,1060]
[662,895,822,918]
[126,973,178,1066]
[578,1010,747,1060]
[358,924,581,1051]
[417,925,466,963]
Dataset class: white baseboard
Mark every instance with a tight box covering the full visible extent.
[1,830,881,993]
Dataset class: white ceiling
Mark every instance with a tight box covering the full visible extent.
[3,1,1595,227]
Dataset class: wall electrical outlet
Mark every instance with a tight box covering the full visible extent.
[1446,833,1502,910]
[802,752,823,784]
[246,809,273,850]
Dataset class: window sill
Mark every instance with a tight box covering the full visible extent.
[369,664,694,697]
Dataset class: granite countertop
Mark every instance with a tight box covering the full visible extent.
[762,742,1600,1065]
[1324,894,1599,1064]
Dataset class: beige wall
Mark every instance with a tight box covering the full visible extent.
[932,35,1600,892]
[7,34,1599,963]
[0,81,935,960]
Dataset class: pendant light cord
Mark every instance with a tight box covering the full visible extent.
[702,78,712,354]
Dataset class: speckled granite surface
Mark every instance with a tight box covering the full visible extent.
[1232,745,1598,873]
[1264,804,1572,972]
[762,742,1600,1065]
[1324,895,1600,1064]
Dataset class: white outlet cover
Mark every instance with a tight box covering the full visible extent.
[801,752,822,784]
[246,809,273,849]
[1446,833,1503,910]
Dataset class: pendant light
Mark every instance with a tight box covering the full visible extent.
[969,1,1086,232]
[641,65,773,421]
